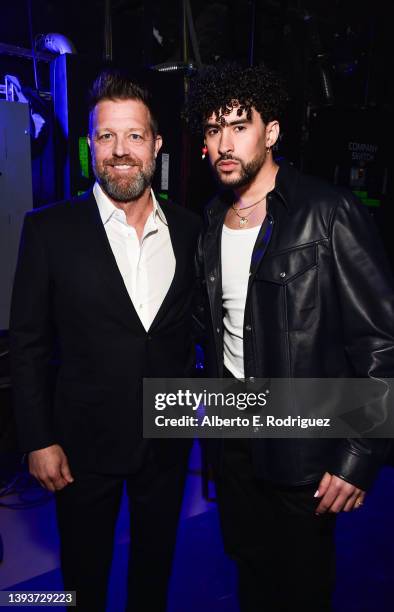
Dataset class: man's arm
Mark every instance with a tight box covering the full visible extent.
[316,193,394,513]
[192,230,206,350]
[10,213,73,490]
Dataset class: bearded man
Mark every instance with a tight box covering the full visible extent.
[10,70,201,612]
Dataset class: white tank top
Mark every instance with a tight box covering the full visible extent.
[221,223,261,378]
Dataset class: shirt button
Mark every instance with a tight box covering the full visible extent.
[279,271,286,278]
[248,376,255,382]
[209,275,215,282]
[216,327,220,333]
[269,219,273,225]
[245,324,252,332]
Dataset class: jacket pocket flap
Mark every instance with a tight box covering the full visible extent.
[256,244,317,284]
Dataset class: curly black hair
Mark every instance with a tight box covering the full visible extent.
[184,63,289,132]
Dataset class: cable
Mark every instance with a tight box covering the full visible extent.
[0,459,52,510]
[249,0,256,67]
[184,0,202,69]
[27,0,39,90]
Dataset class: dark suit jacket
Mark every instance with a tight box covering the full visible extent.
[10,190,202,473]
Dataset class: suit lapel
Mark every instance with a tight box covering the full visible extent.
[73,191,146,332]
[148,201,185,332]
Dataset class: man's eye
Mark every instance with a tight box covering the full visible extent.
[234,125,246,132]
[99,133,112,141]
[130,133,143,141]
[206,128,219,136]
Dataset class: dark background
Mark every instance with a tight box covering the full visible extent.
[1,0,393,259]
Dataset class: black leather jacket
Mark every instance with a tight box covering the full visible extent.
[197,161,394,489]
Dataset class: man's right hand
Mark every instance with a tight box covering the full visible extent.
[28,444,74,492]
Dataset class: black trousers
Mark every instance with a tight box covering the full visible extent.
[215,437,336,612]
[55,448,188,612]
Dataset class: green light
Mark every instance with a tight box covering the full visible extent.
[353,190,381,208]
[362,198,381,208]
[79,136,89,178]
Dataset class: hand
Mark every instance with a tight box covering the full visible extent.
[314,472,365,514]
[28,444,74,492]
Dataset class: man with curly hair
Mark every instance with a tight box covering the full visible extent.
[188,63,394,611]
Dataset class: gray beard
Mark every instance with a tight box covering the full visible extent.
[214,152,265,189]
[95,158,156,203]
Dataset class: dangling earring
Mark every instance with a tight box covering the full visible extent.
[266,145,271,154]
[201,145,208,160]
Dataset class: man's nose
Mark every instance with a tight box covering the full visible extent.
[218,129,234,156]
[112,136,129,157]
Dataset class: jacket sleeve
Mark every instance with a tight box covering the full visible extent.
[192,229,207,350]
[329,192,394,489]
[9,212,56,453]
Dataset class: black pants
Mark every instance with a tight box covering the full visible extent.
[215,437,336,612]
[55,449,188,612]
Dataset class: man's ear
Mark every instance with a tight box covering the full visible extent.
[154,134,163,158]
[266,121,280,148]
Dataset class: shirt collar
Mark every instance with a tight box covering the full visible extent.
[270,159,300,211]
[93,182,167,226]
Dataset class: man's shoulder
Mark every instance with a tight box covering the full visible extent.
[290,168,362,219]
[26,190,95,228]
[299,172,350,200]
[28,191,94,219]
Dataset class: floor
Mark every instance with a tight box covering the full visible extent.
[1,444,394,611]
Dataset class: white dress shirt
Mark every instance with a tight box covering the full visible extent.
[221,223,261,378]
[93,182,175,331]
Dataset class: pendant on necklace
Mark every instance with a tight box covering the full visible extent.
[239,217,248,227]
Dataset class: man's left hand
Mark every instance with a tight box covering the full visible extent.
[314,472,366,514]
